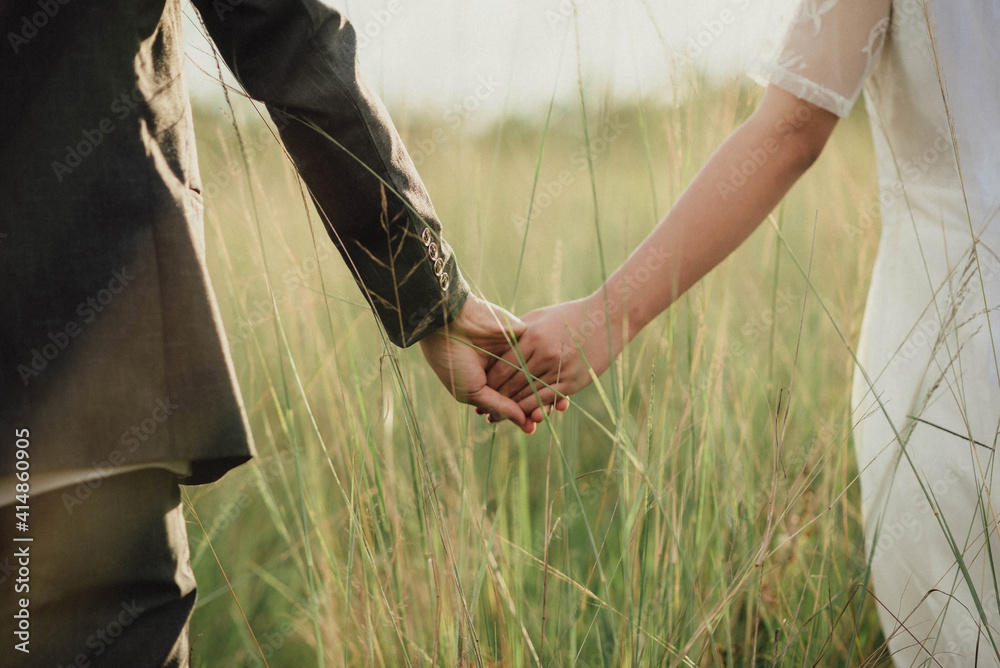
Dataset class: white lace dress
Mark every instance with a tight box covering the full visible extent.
[754,1,1000,664]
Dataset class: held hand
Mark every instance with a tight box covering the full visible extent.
[487,294,620,421]
[419,294,537,433]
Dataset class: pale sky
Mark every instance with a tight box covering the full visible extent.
[183,0,798,120]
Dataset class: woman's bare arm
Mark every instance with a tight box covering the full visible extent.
[490,85,840,415]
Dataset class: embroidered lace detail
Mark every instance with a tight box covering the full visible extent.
[749,62,854,118]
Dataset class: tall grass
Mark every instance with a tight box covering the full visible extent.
[182,75,892,665]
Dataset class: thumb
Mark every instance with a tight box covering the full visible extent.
[505,310,527,339]
[489,305,526,341]
[474,297,526,339]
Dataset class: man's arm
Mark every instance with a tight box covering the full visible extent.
[191,0,532,427]
[191,0,464,347]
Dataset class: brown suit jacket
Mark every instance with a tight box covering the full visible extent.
[0,0,469,483]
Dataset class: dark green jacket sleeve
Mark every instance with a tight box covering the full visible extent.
[190,0,469,347]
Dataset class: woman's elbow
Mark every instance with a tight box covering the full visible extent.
[793,113,837,171]
[759,86,839,173]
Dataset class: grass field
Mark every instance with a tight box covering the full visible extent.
[182,71,893,666]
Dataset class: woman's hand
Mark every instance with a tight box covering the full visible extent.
[486,293,622,421]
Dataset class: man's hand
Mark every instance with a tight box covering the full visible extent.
[419,294,538,433]
[486,294,619,422]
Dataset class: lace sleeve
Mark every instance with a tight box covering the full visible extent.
[749,0,892,118]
